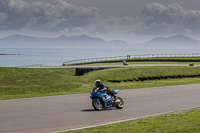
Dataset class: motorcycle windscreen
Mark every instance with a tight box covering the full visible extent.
[113,90,119,94]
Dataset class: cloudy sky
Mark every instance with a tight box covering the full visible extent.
[0,0,200,43]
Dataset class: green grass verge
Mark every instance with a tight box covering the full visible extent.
[66,108,200,133]
[88,66,200,81]
[1,66,200,100]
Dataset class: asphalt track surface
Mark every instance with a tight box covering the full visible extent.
[1,84,200,133]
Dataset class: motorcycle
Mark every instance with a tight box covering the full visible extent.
[189,63,194,66]
[90,87,124,111]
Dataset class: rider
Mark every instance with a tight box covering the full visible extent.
[94,80,116,101]
[123,60,128,65]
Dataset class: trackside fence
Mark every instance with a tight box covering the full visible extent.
[63,53,200,65]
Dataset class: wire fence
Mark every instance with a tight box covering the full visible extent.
[63,53,200,65]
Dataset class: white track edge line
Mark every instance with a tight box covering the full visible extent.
[53,106,200,133]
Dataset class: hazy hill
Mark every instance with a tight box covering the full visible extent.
[133,35,200,48]
[0,34,127,48]
[0,35,51,48]
[1,34,199,48]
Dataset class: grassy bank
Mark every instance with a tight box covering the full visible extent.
[67,108,200,133]
[1,66,200,100]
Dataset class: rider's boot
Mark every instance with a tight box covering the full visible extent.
[113,95,116,102]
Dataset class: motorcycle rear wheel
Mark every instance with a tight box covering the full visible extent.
[92,99,103,111]
[115,97,124,109]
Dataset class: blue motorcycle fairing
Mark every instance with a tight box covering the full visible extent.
[91,88,114,108]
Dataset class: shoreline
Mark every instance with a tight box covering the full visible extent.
[0,54,23,55]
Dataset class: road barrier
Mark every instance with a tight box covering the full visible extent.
[63,53,200,65]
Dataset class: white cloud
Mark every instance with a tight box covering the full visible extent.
[90,3,200,36]
[59,28,70,34]
[0,0,98,31]
[137,2,200,35]
[184,28,193,34]
[71,27,86,35]
[91,17,137,35]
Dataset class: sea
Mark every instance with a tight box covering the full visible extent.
[1,47,200,67]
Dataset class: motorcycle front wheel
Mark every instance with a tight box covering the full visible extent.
[92,99,103,111]
[115,97,124,109]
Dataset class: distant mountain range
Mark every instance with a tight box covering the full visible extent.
[0,34,200,48]
[133,35,200,48]
[0,34,127,48]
